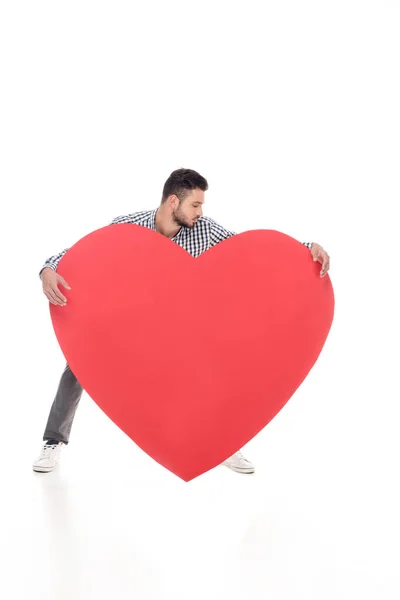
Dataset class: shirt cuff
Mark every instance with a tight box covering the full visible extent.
[39,264,57,278]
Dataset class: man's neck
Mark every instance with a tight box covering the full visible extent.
[155,206,182,239]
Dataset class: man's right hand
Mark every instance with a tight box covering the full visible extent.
[41,268,71,306]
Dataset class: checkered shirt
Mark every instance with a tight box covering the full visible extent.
[40,208,312,273]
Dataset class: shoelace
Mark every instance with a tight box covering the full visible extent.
[41,444,59,455]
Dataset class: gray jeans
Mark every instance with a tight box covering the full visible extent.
[43,363,83,444]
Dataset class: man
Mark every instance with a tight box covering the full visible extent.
[33,168,330,475]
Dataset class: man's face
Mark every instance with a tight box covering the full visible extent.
[172,189,205,229]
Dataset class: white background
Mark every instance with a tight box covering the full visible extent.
[1,1,399,598]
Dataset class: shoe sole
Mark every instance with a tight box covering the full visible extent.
[223,464,255,474]
[32,465,57,473]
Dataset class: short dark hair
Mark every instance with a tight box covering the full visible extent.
[161,168,208,204]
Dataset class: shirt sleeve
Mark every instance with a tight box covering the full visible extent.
[39,248,69,276]
[209,219,312,250]
[39,215,123,277]
[209,221,237,247]
[110,214,134,225]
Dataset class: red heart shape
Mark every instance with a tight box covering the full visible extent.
[50,225,334,481]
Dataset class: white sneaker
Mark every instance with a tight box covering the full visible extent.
[222,451,255,474]
[33,442,63,473]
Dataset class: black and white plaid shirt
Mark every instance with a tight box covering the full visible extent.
[41,209,312,272]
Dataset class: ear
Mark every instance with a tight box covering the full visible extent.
[169,194,179,209]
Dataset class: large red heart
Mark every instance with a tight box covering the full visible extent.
[50,225,334,481]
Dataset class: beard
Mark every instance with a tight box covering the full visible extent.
[172,207,196,229]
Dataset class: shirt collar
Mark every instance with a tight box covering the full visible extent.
[149,209,158,231]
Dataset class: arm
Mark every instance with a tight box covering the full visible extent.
[39,248,69,277]
[209,220,312,251]
[38,214,126,277]
[39,215,123,305]
[208,221,329,277]
[209,221,236,247]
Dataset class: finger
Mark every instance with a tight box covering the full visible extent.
[320,259,330,277]
[46,290,62,305]
[51,285,67,304]
[45,291,57,305]
[48,286,66,305]
[59,277,71,290]
[323,256,330,271]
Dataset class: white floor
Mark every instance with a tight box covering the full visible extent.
[1,2,399,597]
[2,337,400,599]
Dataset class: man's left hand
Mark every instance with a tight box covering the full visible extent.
[310,243,330,277]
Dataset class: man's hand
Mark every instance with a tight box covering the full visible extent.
[310,243,330,277]
[41,268,71,306]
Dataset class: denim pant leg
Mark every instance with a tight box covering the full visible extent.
[43,363,83,444]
